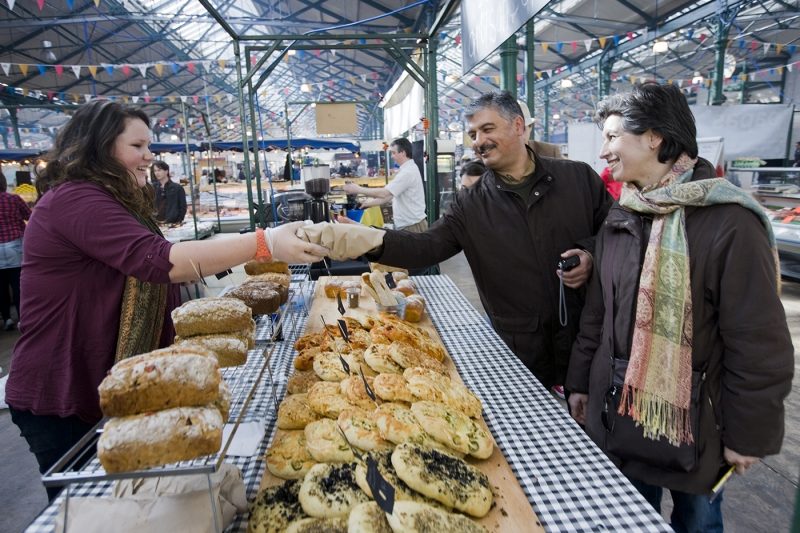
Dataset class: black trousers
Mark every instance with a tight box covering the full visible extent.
[9,408,96,502]
[0,266,20,321]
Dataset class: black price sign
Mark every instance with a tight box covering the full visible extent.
[359,365,376,402]
[338,354,351,374]
[366,456,395,514]
[336,292,346,315]
[384,272,397,289]
[337,319,350,343]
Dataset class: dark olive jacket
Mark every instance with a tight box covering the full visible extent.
[371,152,612,388]
[566,159,794,493]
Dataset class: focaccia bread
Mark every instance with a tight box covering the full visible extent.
[404,367,483,419]
[98,406,223,473]
[172,297,252,338]
[248,479,307,533]
[372,402,462,457]
[99,348,220,417]
[298,462,369,518]
[266,430,316,480]
[244,260,289,275]
[225,282,281,315]
[277,393,320,430]
[364,344,404,374]
[410,401,493,459]
[312,351,350,382]
[348,502,393,533]
[307,381,355,419]
[391,442,493,517]
[354,450,440,507]
[386,501,487,533]
[303,418,355,463]
[337,409,392,452]
[388,342,444,374]
[287,370,321,394]
[372,373,416,403]
[176,333,248,367]
[285,517,347,533]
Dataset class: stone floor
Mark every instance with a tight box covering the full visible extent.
[1,250,798,532]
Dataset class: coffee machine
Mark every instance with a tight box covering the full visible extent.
[302,165,331,223]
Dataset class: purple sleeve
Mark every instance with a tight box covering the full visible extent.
[51,186,174,283]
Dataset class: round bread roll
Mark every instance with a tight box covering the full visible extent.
[395,279,417,296]
[304,419,355,463]
[312,351,350,382]
[354,451,441,508]
[386,501,488,533]
[266,430,316,480]
[298,462,369,518]
[339,375,377,405]
[410,401,493,459]
[348,502,393,533]
[307,381,354,419]
[388,342,443,374]
[403,294,425,323]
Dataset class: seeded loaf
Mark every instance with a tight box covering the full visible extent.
[172,297,253,338]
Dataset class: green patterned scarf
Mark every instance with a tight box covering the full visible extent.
[114,215,169,362]
[617,154,778,446]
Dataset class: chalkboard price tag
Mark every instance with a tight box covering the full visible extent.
[336,292,346,315]
[384,272,397,289]
[367,456,395,514]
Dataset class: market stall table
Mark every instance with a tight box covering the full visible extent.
[25,275,670,532]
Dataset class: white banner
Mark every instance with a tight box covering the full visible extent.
[690,104,793,160]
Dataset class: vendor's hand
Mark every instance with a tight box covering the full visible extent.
[296,222,385,261]
[568,393,588,425]
[558,249,593,289]
[335,214,357,225]
[724,447,759,475]
[270,221,329,264]
[343,182,359,195]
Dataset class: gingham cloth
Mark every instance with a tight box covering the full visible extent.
[27,275,670,532]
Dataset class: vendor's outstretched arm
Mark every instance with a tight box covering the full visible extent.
[169,221,329,282]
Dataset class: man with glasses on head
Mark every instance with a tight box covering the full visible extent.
[343,137,427,233]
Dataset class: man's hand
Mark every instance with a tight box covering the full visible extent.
[724,447,759,475]
[558,249,593,289]
[568,393,588,425]
[269,221,329,264]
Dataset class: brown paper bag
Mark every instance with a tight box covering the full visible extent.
[54,464,247,533]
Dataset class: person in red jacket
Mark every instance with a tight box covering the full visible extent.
[599,166,622,200]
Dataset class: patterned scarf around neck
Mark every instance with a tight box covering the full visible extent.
[617,153,778,446]
[114,214,169,362]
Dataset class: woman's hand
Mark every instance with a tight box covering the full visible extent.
[724,447,759,475]
[568,393,588,425]
[270,221,329,264]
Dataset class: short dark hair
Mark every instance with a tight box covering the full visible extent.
[460,160,486,177]
[594,82,697,163]
[465,91,524,124]
[390,137,413,158]
[151,160,170,181]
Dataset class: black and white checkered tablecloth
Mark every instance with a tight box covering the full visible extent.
[27,275,670,532]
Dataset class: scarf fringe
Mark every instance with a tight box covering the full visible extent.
[618,385,694,446]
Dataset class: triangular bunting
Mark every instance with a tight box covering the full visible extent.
[37,64,46,75]
[170,63,179,74]
[104,64,113,76]
[155,63,164,76]
[584,39,592,51]
[122,64,131,76]
[138,64,147,77]
[598,37,607,48]
[776,44,784,55]
[66,0,73,8]
[94,0,100,6]
[36,0,43,10]
[7,0,15,11]
[763,42,770,54]
[168,96,176,103]
[131,95,139,103]
[84,94,93,103]
[72,65,81,78]
[571,41,577,53]
[187,62,195,73]
[542,42,549,53]
[179,95,187,103]
[192,95,199,104]
[226,94,234,103]
[55,64,63,76]
[88,65,98,78]
[788,63,793,72]
[218,59,226,69]
[19,64,29,76]
[1,63,10,76]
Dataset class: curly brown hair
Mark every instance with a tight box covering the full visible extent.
[36,99,155,218]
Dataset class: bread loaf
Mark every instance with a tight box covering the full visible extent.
[99,348,221,417]
[404,294,425,323]
[177,333,248,367]
[172,297,252,338]
[98,406,223,473]
[244,260,290,275]
[226,282,281,315]
[243,278,289,305]
[248,272,291,288]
